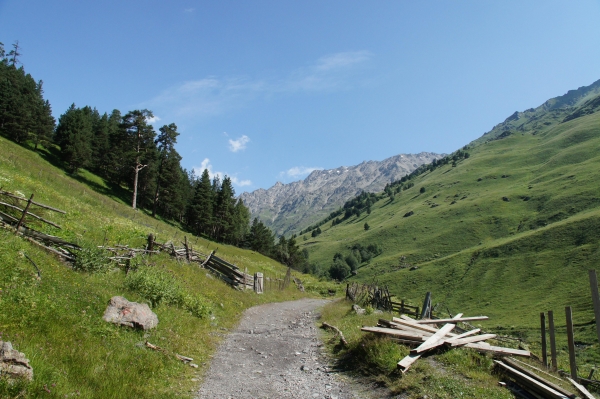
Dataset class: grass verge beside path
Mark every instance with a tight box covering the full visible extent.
[319,299,517,399]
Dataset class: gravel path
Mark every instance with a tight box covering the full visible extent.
[195,298,369,399]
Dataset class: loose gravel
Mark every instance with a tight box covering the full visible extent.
[194,298,371,399]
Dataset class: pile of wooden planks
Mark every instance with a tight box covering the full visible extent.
[361,314,530,373]
[203,251,254,290]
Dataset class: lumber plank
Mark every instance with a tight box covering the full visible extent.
[468,343,530,357]
[567,377,596,399]
[502,359,577,399]
[446,333,496,347]
[494,361,569,399]
[411,313,463,354]
[444,328,480,341]
[416,316,489,324]
[398,314,462,372]
[361,327,427,341]
[392,317,457,336]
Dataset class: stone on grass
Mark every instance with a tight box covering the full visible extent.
[352,304,365,315]
[102,296,158,330]
[0,341,33,381]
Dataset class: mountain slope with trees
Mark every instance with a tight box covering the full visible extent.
[302,79,600,342]
[0,39,307,271]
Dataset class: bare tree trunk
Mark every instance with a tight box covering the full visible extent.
[132,161,139,209]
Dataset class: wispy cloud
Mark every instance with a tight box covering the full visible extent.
[193,158,252,188]
[228,135,250,152]
[280,166,323,180]
[144,51,372,119]
[184,8,195,13]
[146,115,161,124]
[315,51,371,71]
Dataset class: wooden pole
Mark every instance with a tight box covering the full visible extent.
[15,193,34,233]
[548,310,558,371]
[184,236,190,262]
[565,306,578,380]
[588,270,600,345]
[540,312,548,368]
[420,292,431,320]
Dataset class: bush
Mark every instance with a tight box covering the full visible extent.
[364,222,370,231]
[329,259,351,281]
[345,254,359,271]
[73,246,111,273]
[124,265,213,318]
[124,265,180,307]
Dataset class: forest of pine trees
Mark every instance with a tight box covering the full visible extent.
[0,40,309,272]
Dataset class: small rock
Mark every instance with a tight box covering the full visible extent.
[352,304,365,315]
[0,341,33,381]
[102,296,158,330]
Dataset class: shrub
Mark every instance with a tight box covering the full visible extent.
[73,245,111,273]
[345,254,359,271]
[364,222,370,231]
[124,265,180,307]
[420,186,426,193]
[124,265,213,318]
[329,259,351,281]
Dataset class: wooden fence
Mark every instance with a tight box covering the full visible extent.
[346,282,421,318]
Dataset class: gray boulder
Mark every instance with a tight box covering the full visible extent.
[102,296,158,330]
[352,304,366,315]
[0,341,33,381]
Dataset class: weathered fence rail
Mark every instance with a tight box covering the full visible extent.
[346,282,422,318]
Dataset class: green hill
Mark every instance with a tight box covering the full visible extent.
[0,137,330,398]
[303,83,600,369]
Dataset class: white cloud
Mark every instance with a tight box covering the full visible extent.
[143,51,372,118]
[315,51,372,71]
[228,135,250,152]
[193,158,252,188]
[184,8,195,13]
[281,166,323,179]
[146,115,161,124]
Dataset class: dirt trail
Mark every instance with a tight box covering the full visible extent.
[194,298,370,399]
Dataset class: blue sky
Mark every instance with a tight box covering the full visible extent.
[2,1,600,193]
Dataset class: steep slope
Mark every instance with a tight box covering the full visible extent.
[0,137,325,398]
[303,83,600,338]
[240,152,442,235]
[474,78,600,144]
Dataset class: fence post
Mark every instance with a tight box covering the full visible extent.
[548,310,558,371]
[588,270,600,345]
[15,193,34,233]
[565,306,578,380]
[540,312,548,368]
[254,272,263,294]
[420,292,431,320]
[147,233,154,252]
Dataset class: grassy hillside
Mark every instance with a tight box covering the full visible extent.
[305,92,600,375]
[0,137,333,398]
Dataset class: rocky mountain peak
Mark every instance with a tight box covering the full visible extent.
[240,152,443,236]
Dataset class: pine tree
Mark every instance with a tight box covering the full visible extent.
[120,110,157,209]
[152,123,182,217]
[54,104,93,173]
[213,176,235,242]
[186,169,214,236]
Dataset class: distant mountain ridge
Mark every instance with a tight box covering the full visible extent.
[475,78,600,144]
[240,152,443,235]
